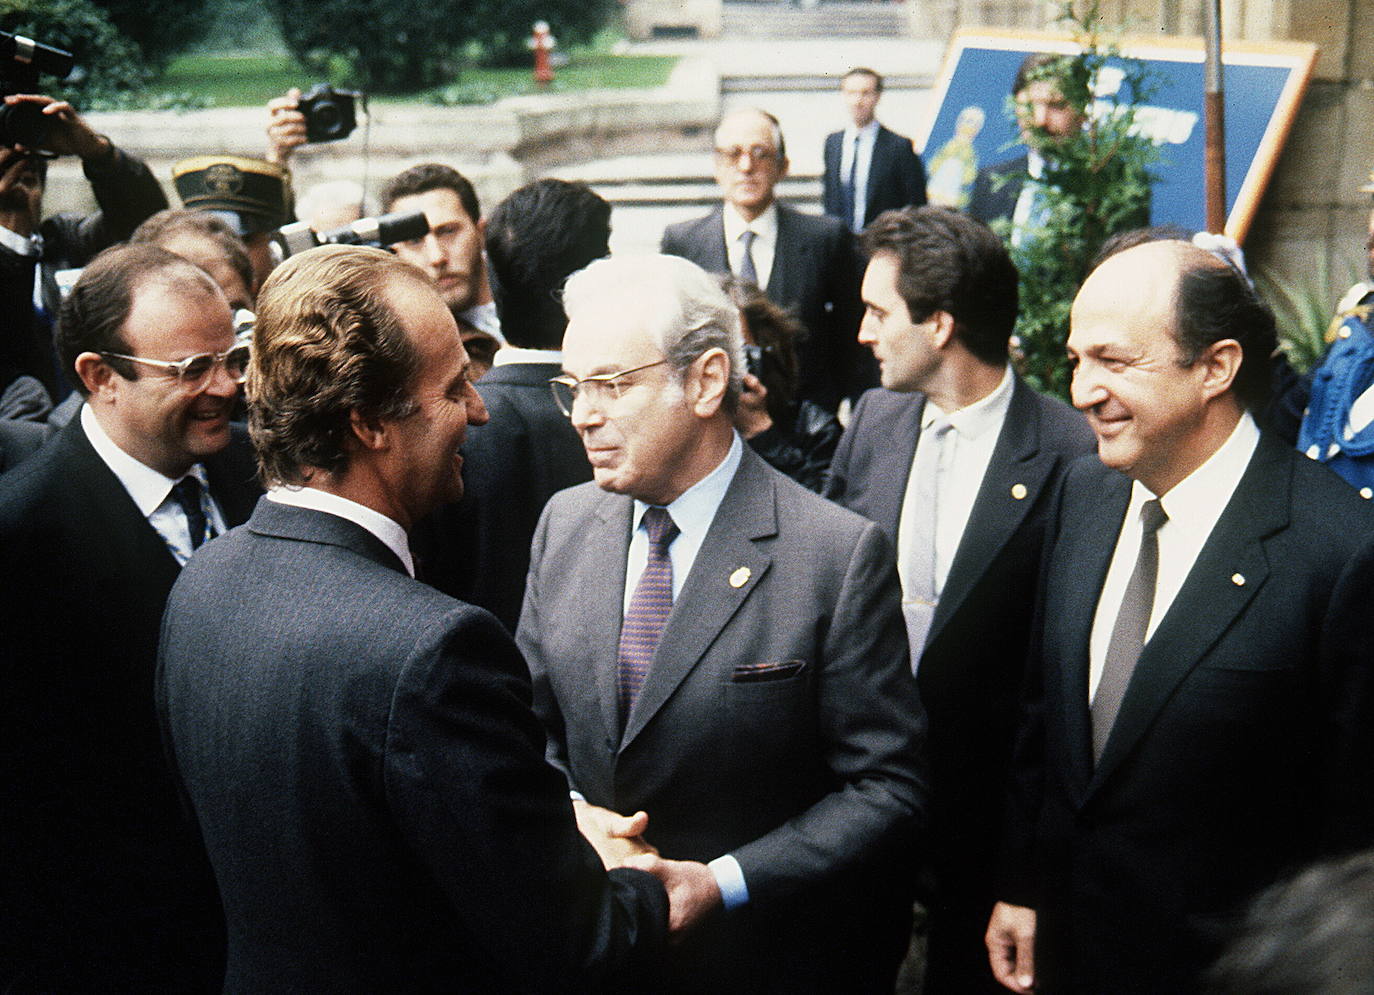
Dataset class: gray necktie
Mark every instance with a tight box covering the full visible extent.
[738,229,758,285]
[617,507,679,726]
[1092,498,1168,761]
[898,418,953,668]
[845,132,861,231]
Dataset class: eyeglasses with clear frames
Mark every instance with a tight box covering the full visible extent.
[100,343,252,389]
[549,359,669,418]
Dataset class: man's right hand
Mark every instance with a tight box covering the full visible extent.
[266,88,307,165]
[986,901,1036,993]
[572,799,657,870]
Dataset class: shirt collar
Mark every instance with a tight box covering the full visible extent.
[81,401,205,517]
[266,485,415,577]
[0,224,42,257]
[494,346,562,367]
[1136,411,1260,521]
[457,301,506,345]
[1027,149,1046,180]
[921,364,1015,440]
[844,120,880,143]
[723,201,778,244]
[634,431,743,538]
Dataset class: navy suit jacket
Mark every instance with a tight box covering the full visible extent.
[520,445,928,993]
[0,415,258,990]
[412,360,591,632]
[825,377,1093,992]
[660,203,869,410]
[822,124,928,230]
[157,499,667,993]
[1003,434,1374,992]
[966,155,1028,228]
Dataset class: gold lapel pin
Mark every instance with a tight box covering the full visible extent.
[1011,483,1028,500]
[729,567,751,589]
[1231,573,1246,586]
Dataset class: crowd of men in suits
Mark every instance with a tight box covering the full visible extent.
[3,59,1374,995]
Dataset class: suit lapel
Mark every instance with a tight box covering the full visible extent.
[862,393,924,539]
[1056,468,1131,802]
[701,207,730,274]
[577,493,634,747]
[621,450,776,748]
[768,205,803,304]
[930,378,1048,643]
[1088,436,1286,792]
[865,126,891,207]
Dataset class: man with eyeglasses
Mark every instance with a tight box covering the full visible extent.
[0,243,259,989]
[661,107,868,412]
[520,253,928,993]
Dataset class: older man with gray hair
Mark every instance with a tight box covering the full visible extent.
[517,253,929,993]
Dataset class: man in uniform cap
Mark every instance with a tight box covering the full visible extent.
[173,154,291,292]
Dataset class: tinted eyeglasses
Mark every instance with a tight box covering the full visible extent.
[100,343,251,389]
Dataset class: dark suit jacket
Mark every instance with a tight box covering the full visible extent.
[825,377,1093,993]
[0,415,258,990]
[519,445,929,993]
[661,203,868,410]
[157,499,667,993]
[966,155,1029,228]
[412,360,591,632]
[1002,434,1374,993]
[822,124,928,230]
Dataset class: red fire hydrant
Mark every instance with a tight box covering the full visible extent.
[532,21,555,86]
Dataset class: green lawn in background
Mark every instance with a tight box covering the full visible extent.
[153,52,677,107]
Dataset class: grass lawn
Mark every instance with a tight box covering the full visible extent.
[153,52,677,108]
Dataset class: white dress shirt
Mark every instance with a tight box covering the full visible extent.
[493,346,562,367]
[267,485,415,578]
[840,119,879,231]
[0,224,45,310]
[80,402,228,566]
[1010,150,1047,249]
[620,431,749,908]
[1088,413,1260,700]
[896,366,1014,601]
[722,202,778,291]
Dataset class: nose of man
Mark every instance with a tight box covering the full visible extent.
[465,383,490,427]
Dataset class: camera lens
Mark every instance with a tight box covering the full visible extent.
[0,103,51,148]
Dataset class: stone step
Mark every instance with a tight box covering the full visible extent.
[721,1,907,39]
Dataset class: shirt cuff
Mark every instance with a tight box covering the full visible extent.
[708,854,749,910]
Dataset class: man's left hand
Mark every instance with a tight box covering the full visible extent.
[4,94,110,163]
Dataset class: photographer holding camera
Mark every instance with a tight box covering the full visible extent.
[0,92,167,406]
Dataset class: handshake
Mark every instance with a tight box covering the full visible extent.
[573,799,723,938]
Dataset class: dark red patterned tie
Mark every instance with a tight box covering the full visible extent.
[617,506,679,724]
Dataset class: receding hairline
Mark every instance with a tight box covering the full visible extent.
[714,108,785,153]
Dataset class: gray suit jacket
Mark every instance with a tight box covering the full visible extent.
[519,445,928,993]
[660,204,868,409]
[157,499,667,993]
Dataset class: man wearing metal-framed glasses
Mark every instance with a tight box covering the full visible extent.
[519,252,929,993]
[0,243,259,989]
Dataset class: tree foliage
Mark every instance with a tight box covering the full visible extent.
[87,0,214,71]
[265,0,618,92]
[0,0,152,107]
[996,2,1160,400]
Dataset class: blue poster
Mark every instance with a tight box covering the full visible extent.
[917,32,1316,241]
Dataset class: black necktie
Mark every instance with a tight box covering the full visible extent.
[1092,498,1168,761]
[172,476,211,551]
[844,132,861,231]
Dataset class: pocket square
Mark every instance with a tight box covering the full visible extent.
[730,659,807,683]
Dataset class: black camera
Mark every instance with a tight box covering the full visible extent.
[270,209,430,263]
[298,83,361,144]
[0,31,75,148]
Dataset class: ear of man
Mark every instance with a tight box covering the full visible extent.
[1197,338,1243,403]
[686,348,730,418]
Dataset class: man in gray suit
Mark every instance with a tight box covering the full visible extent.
[661,107,867,411]
[825,206,1093,994]
[519,253,928,993]
[157,245,669,992]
